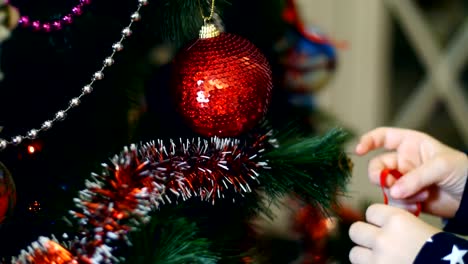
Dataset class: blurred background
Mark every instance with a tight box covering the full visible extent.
[253,0,468,262]
[294,0,468,227]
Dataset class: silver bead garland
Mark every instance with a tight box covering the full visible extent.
[0,1,147,151]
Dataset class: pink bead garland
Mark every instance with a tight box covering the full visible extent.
[16,0,91,32]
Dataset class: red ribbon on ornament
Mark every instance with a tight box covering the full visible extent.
[380,168,422,217]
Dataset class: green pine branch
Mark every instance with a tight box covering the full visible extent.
[262,128,353,211]
[125,215,219,264]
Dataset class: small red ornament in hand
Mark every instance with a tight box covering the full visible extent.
[172,23,273,137]
[380,168,422,216]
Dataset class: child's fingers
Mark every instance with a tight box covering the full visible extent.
[349,246,373,264]
[390,159,441,199]
[349,221,380,249]
[368,152,398,186]
[355,127,409,155]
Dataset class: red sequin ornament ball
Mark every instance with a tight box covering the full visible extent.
[172,23,273,137]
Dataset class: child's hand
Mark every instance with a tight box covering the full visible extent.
[355,127,468,218]
[349,204,439,264]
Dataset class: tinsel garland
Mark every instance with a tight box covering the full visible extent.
[11,128,352,263]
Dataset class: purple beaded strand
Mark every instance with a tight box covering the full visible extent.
[17,0,91,32]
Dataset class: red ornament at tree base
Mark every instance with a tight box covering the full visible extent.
[0,162,16,225]
[172,23,273,137]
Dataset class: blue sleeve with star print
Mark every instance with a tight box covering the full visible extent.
[444,176,468,235]
[413,232,468,264]
[413,176,468,263]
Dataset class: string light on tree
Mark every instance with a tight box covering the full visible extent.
[28,200,41,213]
[172,0,273,137]
[27,145,35,154]
[26,141,42,155]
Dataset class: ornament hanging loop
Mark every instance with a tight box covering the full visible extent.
[198,0,220,39]
[198,0,216,22]
[203,17,211,25]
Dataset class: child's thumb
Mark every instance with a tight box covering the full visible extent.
[390,161,440,199]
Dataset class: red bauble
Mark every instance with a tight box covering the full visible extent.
[0,162,16,225]
[172,28,273,137]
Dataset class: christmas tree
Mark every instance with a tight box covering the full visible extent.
[0,0,352,262]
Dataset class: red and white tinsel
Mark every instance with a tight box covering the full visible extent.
[14,132,276,263]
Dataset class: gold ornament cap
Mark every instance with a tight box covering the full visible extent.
[199,22,220,39]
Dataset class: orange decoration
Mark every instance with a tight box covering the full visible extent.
[16,238,76,264]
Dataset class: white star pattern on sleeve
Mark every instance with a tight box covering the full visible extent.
[442,245,468,264]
